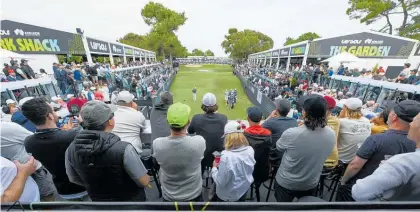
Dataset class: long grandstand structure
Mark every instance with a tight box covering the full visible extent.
[176,56,233,64]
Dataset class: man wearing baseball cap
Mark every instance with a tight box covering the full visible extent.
[338,100,420,201]
[352,113,420,201]
[66,100,150,201]
[188,93,227,171]
[243,106,272,189]
[153,102,206,201]
[112,90,146,153]
[274,95,335,202]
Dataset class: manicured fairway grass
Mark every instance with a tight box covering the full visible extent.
[170,64,253,120]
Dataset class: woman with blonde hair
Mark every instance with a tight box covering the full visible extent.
[337,98,371,164]
[211,121,255,202]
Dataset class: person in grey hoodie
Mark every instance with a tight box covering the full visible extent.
[150,92,173,142]
[211,121,256,202]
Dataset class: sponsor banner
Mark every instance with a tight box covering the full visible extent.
[290,44,306,56]
[87,37,109,54]
[134,49,141,57]
[414,44,420,56]
[265,52,270,57]
[0,20,85,54]
[110,43,124,55]
[308,32,416,58]
[124,47,133,56]
[279,47,290,57]
[271,50,279,57]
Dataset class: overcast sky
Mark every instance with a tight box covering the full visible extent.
[1,0,403,56]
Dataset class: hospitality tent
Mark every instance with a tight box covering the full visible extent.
[321,52,364,64]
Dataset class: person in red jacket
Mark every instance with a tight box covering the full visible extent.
[243,106,272,200]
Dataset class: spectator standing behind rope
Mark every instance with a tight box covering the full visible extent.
[112,91,146,153]
[153,103,206,201]
[150,92,173,142]
[243,107,271,190]
[65,101,150,201]
[21,98,86,195]
[352,113,420,201]
[337,98,371,165]
[211,121,256,202]
[188,93,228,172]
[274,95,335,202]
[336,100,420,202]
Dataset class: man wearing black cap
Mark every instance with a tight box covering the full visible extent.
[244,106,272,193]
[337,100,420,202]
[20,59,35,79]
[274,95,335,202]
[65,101,150,201]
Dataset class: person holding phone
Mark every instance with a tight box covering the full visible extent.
[211,121,255,202]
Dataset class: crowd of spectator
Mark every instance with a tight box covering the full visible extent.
[1,60,420,205]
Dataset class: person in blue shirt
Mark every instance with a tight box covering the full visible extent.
[337,64,345,75]
[328,67,334,77]
[73,67,83,93]
[6,70,23,81]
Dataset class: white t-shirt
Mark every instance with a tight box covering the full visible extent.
[337,117,371,163]
[100,87,110,102]
[0,157,40,203]
[112,106,146,153]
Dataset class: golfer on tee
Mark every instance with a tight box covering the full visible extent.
[192,87,197,102]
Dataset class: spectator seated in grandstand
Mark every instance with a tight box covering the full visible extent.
[65,101,150,201]
[323,96,340,168]
[6,69,23,81]
[153,102,206,202]
[1,122,58,201]
[337,100,420,202]
[21,98,86,196]
[112,91,146,153]
[211,121,256,202]
[0,156,39,203]
[274,94,335,202]
[150,91,173,142]
[262,99,298,166]
[337,98,371,165]
[187,93,228,172]
[243,107,271,193]
[352,113,420,201]
[11,97,36,133]
[370,104,392,135]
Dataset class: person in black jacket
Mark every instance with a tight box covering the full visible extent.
[20,59,35,79]
[150,92,173,142]
[65,101,150,201]
[244,106,271,200]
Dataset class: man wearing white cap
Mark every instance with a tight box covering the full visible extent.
[112,91,146,153]
[188,93,228,172]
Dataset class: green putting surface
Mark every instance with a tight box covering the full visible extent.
[170,64,254,120]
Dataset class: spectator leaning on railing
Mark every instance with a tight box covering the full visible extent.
[65,101,150,201]
[153,102,206,202]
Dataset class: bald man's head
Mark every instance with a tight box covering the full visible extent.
[408,113,420,146]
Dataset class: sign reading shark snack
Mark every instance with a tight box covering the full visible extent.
[86,37,109,54]
[110,43,124,55]
[308,32,416,58]
[0,20,85,54]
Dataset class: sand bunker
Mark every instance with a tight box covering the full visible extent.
[185,64,202,68]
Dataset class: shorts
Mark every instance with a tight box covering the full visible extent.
[32,166,58,198]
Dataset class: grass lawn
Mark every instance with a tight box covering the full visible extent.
[170,64,254,120]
